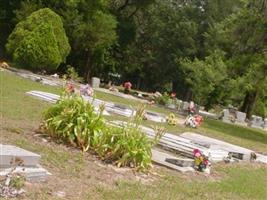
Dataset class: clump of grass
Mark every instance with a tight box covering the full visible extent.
[10,175,25,190]
[42,95,164,171]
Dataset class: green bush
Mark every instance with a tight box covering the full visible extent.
[95,114,163,170]
[14,23,62,71]
[253,99,267,118]
[155,92,171,106]
[6,8,70,71]
[66,65,84,82]
[42,94,105,152]
[42,95,163,171]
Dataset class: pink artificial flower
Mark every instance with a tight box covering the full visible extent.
[193,149,201,157]
[124,82,132,90]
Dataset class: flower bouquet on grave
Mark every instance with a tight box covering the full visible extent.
[80,84,94,96]
[66,82,75,94]
[184,115,203,128]
[193,149,211,173]
[167,113,178,126]
[123,82,132,94]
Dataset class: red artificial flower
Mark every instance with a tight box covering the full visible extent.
[171,92,176,98]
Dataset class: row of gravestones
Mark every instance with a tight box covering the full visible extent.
[222,109,267,130]
[166,100,191,113]
[167,101,203,115]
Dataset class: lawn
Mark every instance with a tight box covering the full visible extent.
[92,81,267,153]
[95,89,174,115]
[1,70,267,200]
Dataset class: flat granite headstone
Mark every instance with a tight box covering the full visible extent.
[145,111,166,123]
[165,158,194,167]
[0,165,50,182]
[105,104,135,117]
[0,144,40,167]
[151,149,194,173]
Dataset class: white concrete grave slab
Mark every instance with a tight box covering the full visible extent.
[0,144,40,167]
[180,132,267,164]
[111,121,228,162]
[145,111,166,123]
[152,149,194,173]
[0,165,51,182]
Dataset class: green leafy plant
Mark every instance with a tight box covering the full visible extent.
[10,175,25,190]
[97,106,164,170]
[42,96,164,171]
[155,92,171,106]
[42,94,105,152]
[66,65,84,82]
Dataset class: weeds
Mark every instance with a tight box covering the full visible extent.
[42,96,164,171]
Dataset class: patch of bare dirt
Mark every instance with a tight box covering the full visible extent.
[0,118,160,199]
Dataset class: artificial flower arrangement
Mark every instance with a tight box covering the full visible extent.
[167,113,178,125]
[193,149,211,174]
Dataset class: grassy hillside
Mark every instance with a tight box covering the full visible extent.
[1,71,267,200]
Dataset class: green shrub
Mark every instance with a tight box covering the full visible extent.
[6,8,70,71]
[253,99,267,118]
[14,23,62,71]
[10,175,26,190]
[42,94,105,152]
[96,113,164,170]
[66,65,84,82]
[42,96,164,171]
[155,92,171,106]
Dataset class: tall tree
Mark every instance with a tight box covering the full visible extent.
[0,0,22,58]
[12,0,117,80]
[205,0,267,116]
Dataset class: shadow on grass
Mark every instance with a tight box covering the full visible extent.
[203,119,267,145]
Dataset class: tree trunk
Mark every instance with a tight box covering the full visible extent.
[84,51,92,83]
[240,91,258,118]
[137,77,142,90]
[185,90,192,102]
[118,0,130,11]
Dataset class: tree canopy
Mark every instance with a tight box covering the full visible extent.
[6,8,70,70]
[1,0,267,117]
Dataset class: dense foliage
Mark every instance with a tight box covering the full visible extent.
[1,0,267,117]
[13,22,62,71]
[42,94,161,170]
[6,8,70,71]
